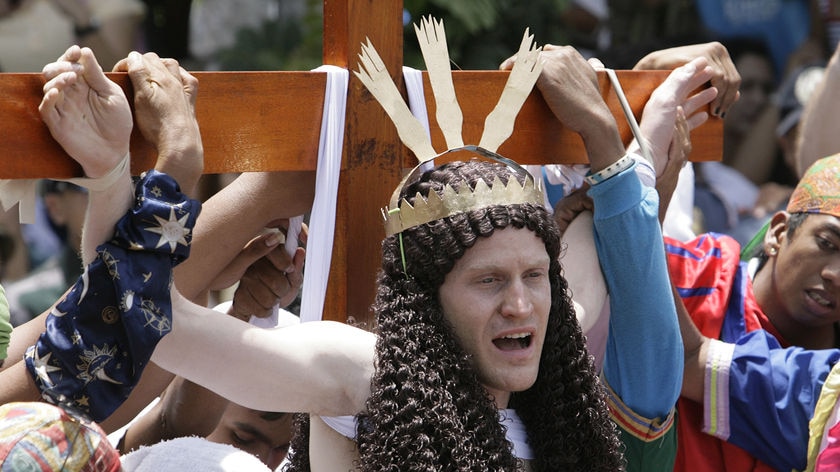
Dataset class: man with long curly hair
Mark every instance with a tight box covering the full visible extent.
[23,19,713,468]
[133,41,720,470]
[274,46,712,470]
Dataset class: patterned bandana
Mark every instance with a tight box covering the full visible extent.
[787,153,840,217]
[24,170,201,422]
[0,401,121,472]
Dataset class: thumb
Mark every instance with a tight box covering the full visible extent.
[78,47,113,94]
[229,231,284,273]
[587,57,606,70]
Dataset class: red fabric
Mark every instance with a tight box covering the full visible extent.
[816,419,840,471]
[667,234,787,472]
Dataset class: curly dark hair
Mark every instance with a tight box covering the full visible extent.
[286,160,624,471]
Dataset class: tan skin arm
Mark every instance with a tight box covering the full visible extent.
[672,283,709,403]
[0,48,203,403]
[114,237,304,450]
[796,42,840,177]
[153,291,375,417]
[173,171,314,304]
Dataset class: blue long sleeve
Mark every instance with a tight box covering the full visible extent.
[588,164,682,419]
[710,330,840,471]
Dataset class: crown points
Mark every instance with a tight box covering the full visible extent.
[383,174,543,236]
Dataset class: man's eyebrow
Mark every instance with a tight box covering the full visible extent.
[816,220,840,240]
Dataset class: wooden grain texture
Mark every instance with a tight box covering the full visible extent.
[0,0,723,324]
[422,70,722,167]
[0,71,326,179]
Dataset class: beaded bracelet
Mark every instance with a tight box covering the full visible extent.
[585,154,634,185]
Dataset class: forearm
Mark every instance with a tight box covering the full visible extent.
[2,310,49,371]
[153,294,374,416]
[673,283,707,403]
[82,167,133,265]
[0,357,42,403]
[796,56,840,176]
[591,167,682,418]
[99,361,175,434]
[24,171,200,422]
[174,171,314,300]
[580,112,626,174]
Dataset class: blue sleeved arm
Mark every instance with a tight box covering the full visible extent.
[588,163,682,419]
[24,170,201,422]
[705,331,840,471]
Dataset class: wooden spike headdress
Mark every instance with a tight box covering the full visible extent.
[354,16,546,236]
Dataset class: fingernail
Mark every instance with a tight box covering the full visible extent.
[720,111,726,119]
[713,107,720,116]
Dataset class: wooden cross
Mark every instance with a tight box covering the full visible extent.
[0,0,721,327]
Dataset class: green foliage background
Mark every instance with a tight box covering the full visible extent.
[213,0,578,71]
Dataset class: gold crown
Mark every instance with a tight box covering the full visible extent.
[355,16,544,236]
[381,146,544,236]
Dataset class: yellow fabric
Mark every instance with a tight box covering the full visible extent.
[804,362,840,471]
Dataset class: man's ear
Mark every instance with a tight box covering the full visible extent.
[764,211,790,254]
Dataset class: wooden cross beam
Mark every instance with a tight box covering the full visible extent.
[0,0,721,326]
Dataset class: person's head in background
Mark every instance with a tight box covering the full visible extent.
[0,0,22,18]
[41,180,88,255]
[775,63,825,176]
[205,405,293,470]
[721,37,777,164]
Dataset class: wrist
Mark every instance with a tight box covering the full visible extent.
[585,154,634,185]
[578,111,624,168]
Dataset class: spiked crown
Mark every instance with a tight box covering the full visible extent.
[354,16,545,236]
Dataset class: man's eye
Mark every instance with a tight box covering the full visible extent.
[817,236,838,251]
[233,432,254,446]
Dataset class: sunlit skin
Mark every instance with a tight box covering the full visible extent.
[438,227,551,409]
[205,403,293,470]
[753,212,840,349]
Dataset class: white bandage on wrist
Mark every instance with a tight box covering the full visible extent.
[585,154,634,185]
[63,152,131,192]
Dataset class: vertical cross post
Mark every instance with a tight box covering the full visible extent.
[322,0,406,325]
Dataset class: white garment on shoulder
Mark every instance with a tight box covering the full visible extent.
[320,408,534,460]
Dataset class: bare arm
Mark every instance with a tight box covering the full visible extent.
[154,294,375,417]
[0,50,204,416]
[0,44,133,399]
[173,171,315,302]
[672,283,709,402]
[39,45,134,264]
[796,43,840,176]
[113,238,304,446]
